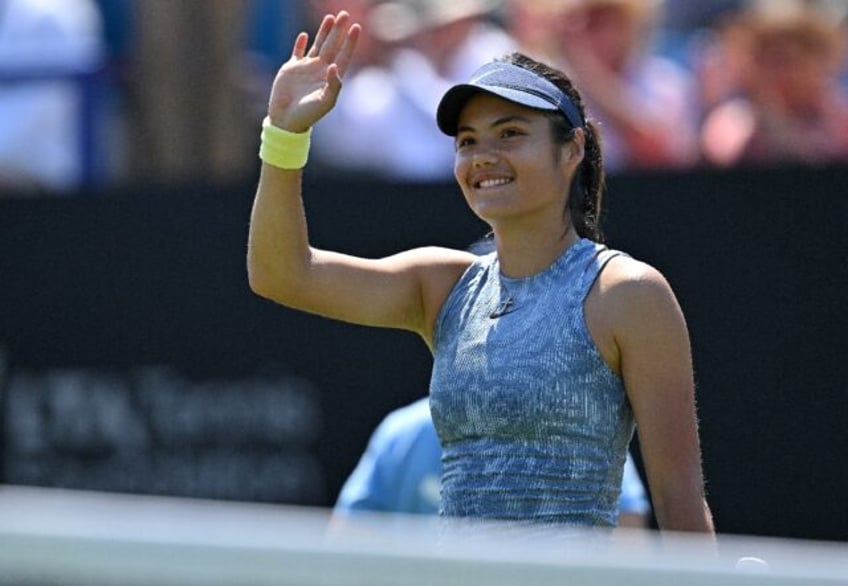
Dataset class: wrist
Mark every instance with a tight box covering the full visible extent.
[259,116,312,169]
[265,111,309,133]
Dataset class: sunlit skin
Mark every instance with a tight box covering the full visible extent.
[453,93,584,277]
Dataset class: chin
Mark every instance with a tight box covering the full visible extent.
[469,204,516,225]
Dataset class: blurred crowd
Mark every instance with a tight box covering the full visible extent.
[1,0,847,195]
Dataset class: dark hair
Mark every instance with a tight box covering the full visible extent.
[500,53,606,243]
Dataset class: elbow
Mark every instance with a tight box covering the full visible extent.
[247,256,307,308]
[247,271,267,299]
[247,270,269,300]
[246,256,279,301]
[246,241,314,307]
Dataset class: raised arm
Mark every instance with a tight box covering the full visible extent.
[247,12,474,343]
[588,258,715,534]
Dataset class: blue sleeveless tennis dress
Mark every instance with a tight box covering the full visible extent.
[429,238,635,527]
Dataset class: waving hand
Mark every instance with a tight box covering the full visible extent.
[267,11,360,133]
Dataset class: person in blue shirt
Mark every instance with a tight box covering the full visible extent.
[335,398,652,527]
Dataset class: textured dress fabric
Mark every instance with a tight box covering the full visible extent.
[429,238,635,527]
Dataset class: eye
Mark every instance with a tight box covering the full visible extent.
[500,127,525,139]
[455,135,475,150]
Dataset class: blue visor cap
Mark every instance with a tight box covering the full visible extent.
[436,61,585,136]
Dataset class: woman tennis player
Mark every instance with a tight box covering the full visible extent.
[248,10,714,533]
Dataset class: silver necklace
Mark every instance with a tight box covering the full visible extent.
[489,278,520,319]
[489,294,515,319]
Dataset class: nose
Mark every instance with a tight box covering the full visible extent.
[471,147,498,168]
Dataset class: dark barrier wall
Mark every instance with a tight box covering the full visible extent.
[1,165,846,541]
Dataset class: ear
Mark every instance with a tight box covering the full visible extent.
[560,127,585,167]
[565,128,586,165]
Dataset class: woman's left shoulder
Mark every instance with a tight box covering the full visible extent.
[585,253,685,375]
[598,253,671,292]
[593,254,682,320]
[584,255,688,374]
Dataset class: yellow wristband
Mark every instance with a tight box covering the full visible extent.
[259,116,312,169]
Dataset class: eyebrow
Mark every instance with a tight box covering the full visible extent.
[456,114,535,135]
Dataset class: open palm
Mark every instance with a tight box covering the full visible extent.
[267,11,360,133]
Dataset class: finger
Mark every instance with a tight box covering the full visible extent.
[317,11,350,60]
[333,23,361,79]
[307,14,335,57]
[291,32,309,59]
[326,63,342,95]
[324,63,345,109]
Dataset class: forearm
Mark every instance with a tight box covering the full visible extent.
[246,9,359,304]
[653,493,715,534]
[644,449,715,535]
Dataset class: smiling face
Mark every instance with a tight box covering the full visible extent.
[453,93,579,230]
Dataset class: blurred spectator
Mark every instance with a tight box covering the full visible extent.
[241,0,305,122]
[653,0,745,98]
[513,0,700,173]
[674,6,749,127]
[700,1,848,166]
[376,0,512,81]
[245,0,304,71]
[0,0,104,194]
[662,0,745,32]
[304,0,391,71]
[502,0,574,60]
[335,398,442,515]
[124,1,254,186]
[335,397,652,528]
[309,0,510,181]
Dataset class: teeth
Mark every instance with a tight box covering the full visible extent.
[477,178,511,188]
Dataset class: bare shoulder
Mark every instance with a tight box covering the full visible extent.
[594,254,679,313]
[586,254,686,373]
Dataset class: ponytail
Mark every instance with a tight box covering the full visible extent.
[569,121,605,243]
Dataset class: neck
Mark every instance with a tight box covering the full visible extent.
[493,221,580,278]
